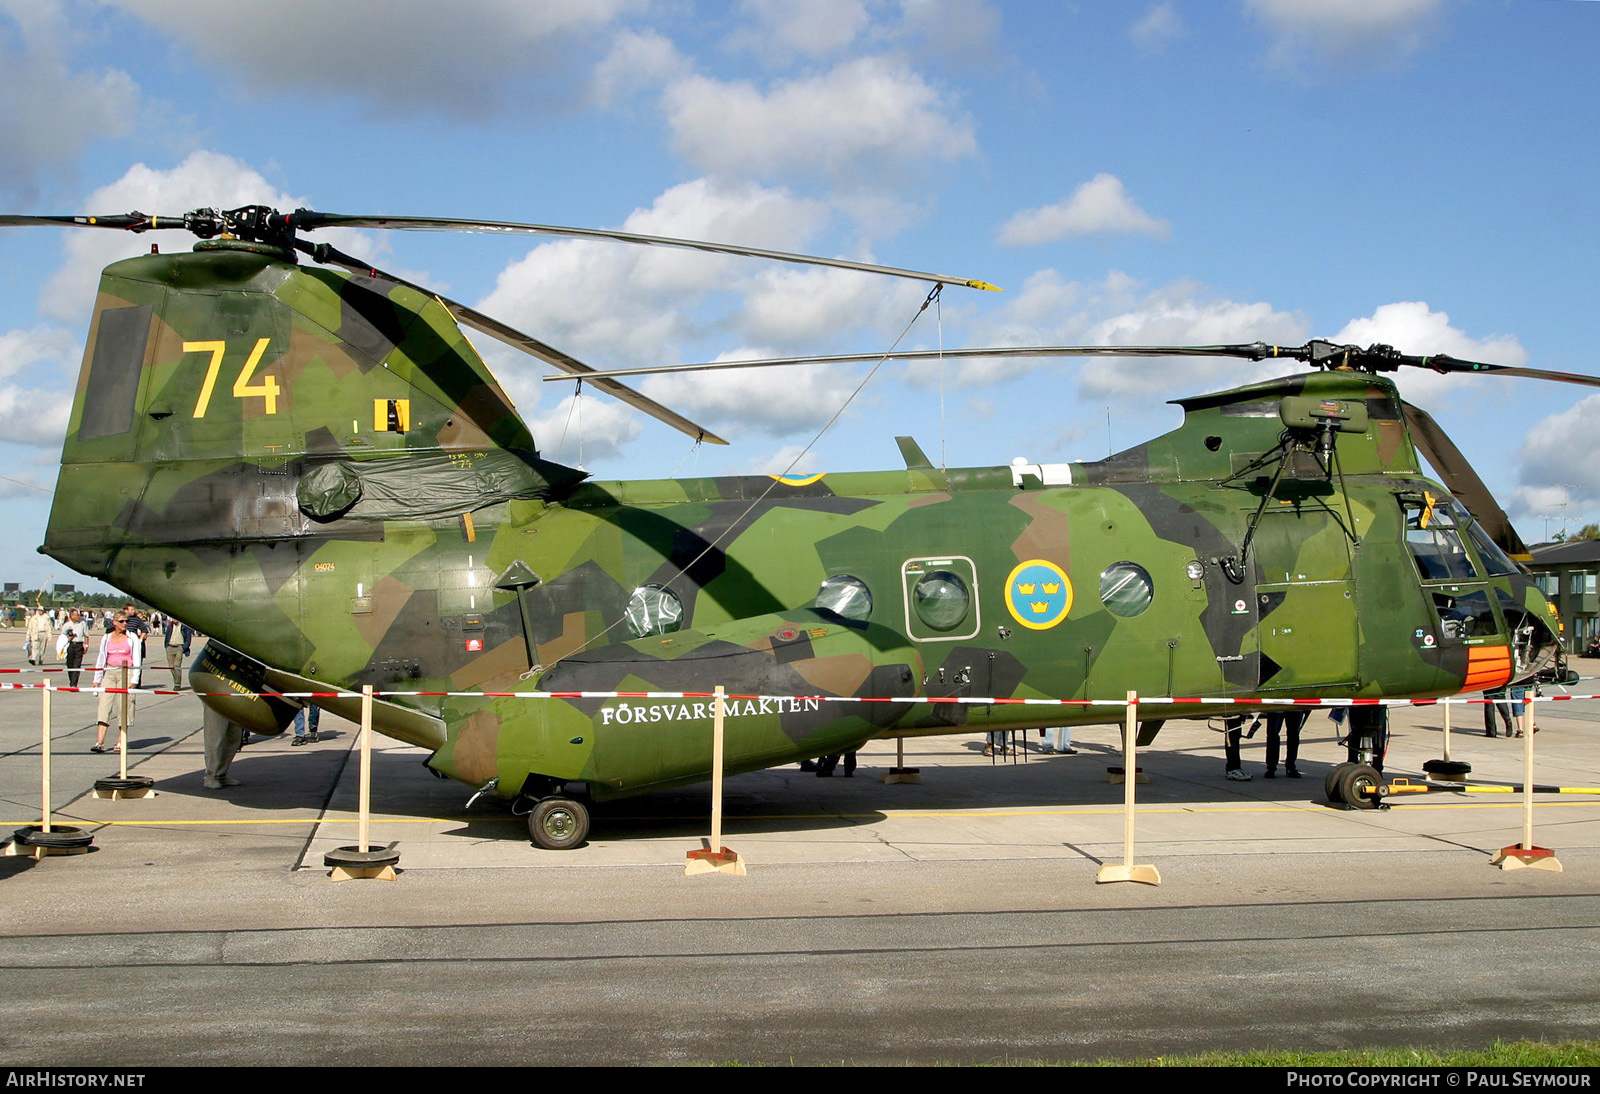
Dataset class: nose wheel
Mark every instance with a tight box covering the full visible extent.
[527,797,590,850]
[1324,762,1385,809]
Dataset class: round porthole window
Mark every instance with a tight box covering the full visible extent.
[625,584,684,638]
[816,575,873,622]
[913,570,971,631]
[1099,562,1153,617]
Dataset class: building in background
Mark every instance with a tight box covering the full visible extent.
[1527,540,1600,653]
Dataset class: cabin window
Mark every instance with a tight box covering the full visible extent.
[816,575,873,622]
[1402,501,1477,581]
[1432,588,1497,640]
[912,570,971,632]
[624,584,683,638]
[1099,562,1154,617]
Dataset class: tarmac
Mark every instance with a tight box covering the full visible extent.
[2,627,1600,1066]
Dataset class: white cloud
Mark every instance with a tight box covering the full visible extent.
[723,442,824,477]
[39,152,299,322]
[1245,0,1443,68]
[641,350,867,438]
[0,4,139,200]
[662,56,976,186]
[1329,300,1526,406]
[952,271,1307,393]
[0,326,77,382]
[729,0,872,60]
[590,29,689,107]
[0,382,73,447]
[1510,396,1600,514]
[997,174,1170,245]
[110,0,638,118]
[1131,3,1183,52]
[896,0,1004,65]
[476,178,834,370]
[528,393,643,468]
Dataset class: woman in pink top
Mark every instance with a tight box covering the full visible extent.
[90,614,142,753]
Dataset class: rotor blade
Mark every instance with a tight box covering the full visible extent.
[538,344,1282,382]
[1393,354,1600,388]
[1402,401,1531,560]
[288,211,1001,291]
[301,242,728,446]
[0,212,188,231]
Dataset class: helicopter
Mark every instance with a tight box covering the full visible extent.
[4,205,1586,848]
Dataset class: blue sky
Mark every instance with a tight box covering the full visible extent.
[1,0,1597,594]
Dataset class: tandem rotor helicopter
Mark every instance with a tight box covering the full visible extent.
[4,204,1592,847]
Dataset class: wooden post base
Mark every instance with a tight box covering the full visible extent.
[685,847,746,876]
[1096,863,1161,885]
[1106,767,1148,785]
[4,841,90,858]
[880,767,923,785]
[1491,845,1563,872]
[330,864,398,882]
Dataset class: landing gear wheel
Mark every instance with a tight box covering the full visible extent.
[1325,763,1353,805]
[528,797,589,850]
[1336,763,1383,810]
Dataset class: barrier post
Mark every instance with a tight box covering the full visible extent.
[41,685,51,833]
[7,684,94,857]
[881,734,922,784]
[1492,692,1561,871]
[1096,691,1160,885]
[686,685,745,875]
[325,683,400,881]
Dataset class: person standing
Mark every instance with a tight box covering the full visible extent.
[291,703,320,745]
[60,609,89,688]
[1042,726,1077,755]
[1263,710,1307,778]
[1223,714,1251,781]
[90,612,141,753]
[25,608,51,666]
[162,616,192,690]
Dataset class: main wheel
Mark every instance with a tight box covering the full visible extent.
[1336,763,1383,810]
[527,797,589,850]
[1324,762,1353,805]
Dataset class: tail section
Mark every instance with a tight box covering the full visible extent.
[44,238,578,665]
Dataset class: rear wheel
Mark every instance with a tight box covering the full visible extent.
[527,797,589,850]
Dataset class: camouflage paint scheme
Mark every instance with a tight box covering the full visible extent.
[44,242,1561,807]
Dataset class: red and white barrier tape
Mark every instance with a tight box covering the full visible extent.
[1,683,1596,706]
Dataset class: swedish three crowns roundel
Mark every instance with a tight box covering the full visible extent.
[1004,559,1073,630]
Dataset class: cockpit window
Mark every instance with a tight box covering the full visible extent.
[1403,500,1478,581]
[1460,511,1520,577]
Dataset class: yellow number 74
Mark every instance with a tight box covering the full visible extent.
[186,338,279,417]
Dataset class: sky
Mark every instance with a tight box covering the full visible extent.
[1,0,1597,594]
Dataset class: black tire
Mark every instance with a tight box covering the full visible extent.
[93,776,154,793]
[1336,763,1383,810]
[528,797,589,850]
[1422,759,1472,777]
[13,825,94,849]
[1325,763,1352,804]
[322,844,400,869]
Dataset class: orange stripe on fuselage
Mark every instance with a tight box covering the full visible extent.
[1460,645,1513,692]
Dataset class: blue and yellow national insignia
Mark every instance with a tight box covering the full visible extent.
[1004,559,1072,630]
[769,472,825,487]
